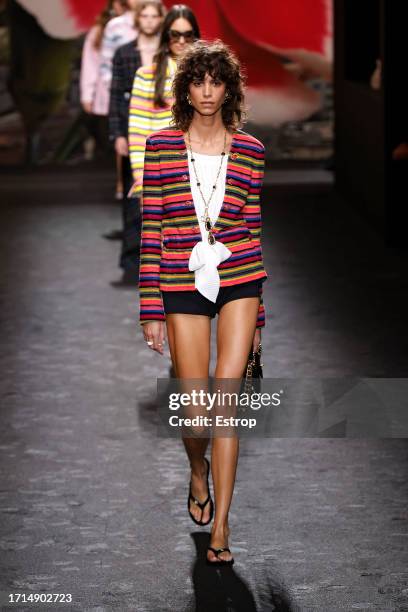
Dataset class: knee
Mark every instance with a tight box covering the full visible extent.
[214,359,246,379]
[183,424,210,438]
[214,368,243,379]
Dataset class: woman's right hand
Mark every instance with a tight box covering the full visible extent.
[142,321,167,355]
[115,136,129,157]
[82,101,93,114]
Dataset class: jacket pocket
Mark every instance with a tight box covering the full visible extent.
[163,235,200,250]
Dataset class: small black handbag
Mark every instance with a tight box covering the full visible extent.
[245,343,263,379]
[243,343,263,393]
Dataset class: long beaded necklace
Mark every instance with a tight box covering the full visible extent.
[187,129,227,245]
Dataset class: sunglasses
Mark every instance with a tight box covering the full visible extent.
[169,29,195,42]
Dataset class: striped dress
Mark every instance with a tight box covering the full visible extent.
[139,128,268,328]
[128,57,177,195]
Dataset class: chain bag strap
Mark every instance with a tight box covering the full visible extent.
[242,343,263,395]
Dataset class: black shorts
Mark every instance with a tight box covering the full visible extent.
[162,280,262,319]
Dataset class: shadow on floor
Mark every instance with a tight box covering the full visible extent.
[190,532,293,612]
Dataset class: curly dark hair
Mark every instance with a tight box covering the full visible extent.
[172,40,247,132]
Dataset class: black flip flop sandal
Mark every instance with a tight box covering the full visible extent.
[187,457,214,526]
[206,546,234,566]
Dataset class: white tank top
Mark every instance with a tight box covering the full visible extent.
[187,150,227,237]
[187,150,231,302]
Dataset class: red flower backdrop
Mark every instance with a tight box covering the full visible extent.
[65,0,107,30]
[16,0,332,124]
[16,0,106,39]
[162,0,333,123]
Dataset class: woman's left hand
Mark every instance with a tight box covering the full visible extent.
[253,328,261,353]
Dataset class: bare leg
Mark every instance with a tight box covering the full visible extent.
[115,152,124,197]
[208,296,260,563]
[166,314,212,523]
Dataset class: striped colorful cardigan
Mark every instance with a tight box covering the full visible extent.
[139,127,268,328]
[128,58,177,195]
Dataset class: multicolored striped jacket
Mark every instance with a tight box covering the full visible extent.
[128,58,177,194]
[139,127,268,328]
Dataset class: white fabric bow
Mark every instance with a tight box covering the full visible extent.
[188,240,232,302]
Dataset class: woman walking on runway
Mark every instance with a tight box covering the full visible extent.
[128,4,200,194]
[109,0,164,283]
[139,41,268,565]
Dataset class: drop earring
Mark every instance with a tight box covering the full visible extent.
[224,92,230,103]
[187,95,193,106]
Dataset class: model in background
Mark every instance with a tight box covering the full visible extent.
[80,1,116,116]
[80,1,121,160]
[109,0,165,284]
[139,41,268,565]
[128,4,200,195]
[112,0,128,16]
[96,0,139,202]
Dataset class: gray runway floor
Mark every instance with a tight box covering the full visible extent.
[1,167,408,611]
